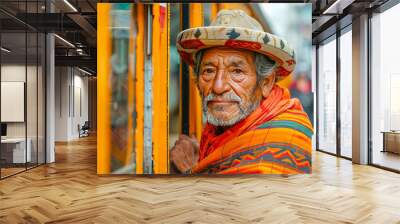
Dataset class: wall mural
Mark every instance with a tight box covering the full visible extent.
[97,3,313,175]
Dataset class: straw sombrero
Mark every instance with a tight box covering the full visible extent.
[176,9,296,80]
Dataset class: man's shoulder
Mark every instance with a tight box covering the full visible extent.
[255,109,313,138]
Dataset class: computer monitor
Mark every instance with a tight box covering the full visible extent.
[1,123,7,137]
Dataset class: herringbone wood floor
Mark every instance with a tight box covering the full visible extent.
[1,135,400,224]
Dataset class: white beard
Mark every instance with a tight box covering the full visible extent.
[202,91,260,127]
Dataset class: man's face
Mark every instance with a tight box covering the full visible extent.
[198,47,263,127]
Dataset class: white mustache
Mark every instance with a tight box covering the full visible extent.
[204,92,242,104]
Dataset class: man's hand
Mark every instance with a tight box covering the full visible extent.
[170,135,199,173]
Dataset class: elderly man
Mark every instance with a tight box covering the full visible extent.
[171,9,313,174]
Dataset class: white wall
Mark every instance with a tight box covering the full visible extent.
[54,66,89,141]
[55,66,69,141]
[72,73,89,138]
[1,65,36,138]
[1,65,26,139]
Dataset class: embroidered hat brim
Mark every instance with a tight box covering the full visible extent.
[176,26,296,80]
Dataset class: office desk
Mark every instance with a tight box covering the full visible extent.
[1,138,31,163]
[382,131,400,154]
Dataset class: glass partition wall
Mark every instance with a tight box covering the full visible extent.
[0,1,46,179]
[339,27,352,159]
[317,35,337,155]
[316,0,400,172]
[316,26,353,159]
[0,30,27,177]
[370,3,400,172]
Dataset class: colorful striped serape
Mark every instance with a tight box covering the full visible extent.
[192,85,313,174]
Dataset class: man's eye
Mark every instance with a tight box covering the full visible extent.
[201,68,215,81]
[203,68,215,74]
[232,69,242,74]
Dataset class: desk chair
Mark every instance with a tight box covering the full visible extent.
[78,121,90,138]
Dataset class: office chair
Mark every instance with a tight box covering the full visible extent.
[79,121,90,138]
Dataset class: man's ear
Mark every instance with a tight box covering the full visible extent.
[260,71,276,98]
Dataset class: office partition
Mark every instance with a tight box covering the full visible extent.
[0,0,47,179]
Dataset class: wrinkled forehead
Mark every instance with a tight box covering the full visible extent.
[200,47,255,66]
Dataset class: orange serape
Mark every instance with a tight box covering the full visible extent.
[192,85,313,174]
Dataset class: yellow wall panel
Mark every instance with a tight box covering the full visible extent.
[97,3,112,174]
[152,4,169,174]
[135,4,145,174]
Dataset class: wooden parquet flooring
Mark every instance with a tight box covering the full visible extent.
[1,135,400,224]
[0,167,26,178]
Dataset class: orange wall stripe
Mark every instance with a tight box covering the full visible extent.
[189,3,203,141]
[158,3,169,173]
[152,4,169,174]
[152,4,161,173]
[166,4,170,173]
[97,3,111,174]
[135,4,145,174]
[211,3,218,20]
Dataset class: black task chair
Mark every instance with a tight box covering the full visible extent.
[78,121,90,138]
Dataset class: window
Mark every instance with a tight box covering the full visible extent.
[339,28,352,158]
[317,36,337,154]
[371,3,400,171]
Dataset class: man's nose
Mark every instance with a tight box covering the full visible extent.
[211,69,230,95]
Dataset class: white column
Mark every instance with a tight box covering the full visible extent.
[352,14,369,164]
[46,32,55,163]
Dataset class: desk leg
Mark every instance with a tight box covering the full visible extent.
[382,133,386,153]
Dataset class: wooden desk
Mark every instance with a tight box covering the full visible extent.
[382,131,400,154]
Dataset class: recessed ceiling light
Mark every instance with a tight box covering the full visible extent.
[63,0,78,12]
[1,47,11,53]
[78,67,93,76]
[54,34,75,48]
